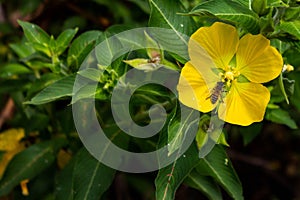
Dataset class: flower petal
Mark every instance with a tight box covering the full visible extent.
[236,34,283,83]
[218,81,270,126]
[189,22,239,70]
[177,62,218,112]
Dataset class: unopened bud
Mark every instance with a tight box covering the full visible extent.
[251,0,270,16]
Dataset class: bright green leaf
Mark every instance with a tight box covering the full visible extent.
[283,7,300,21]
[18,20,50,46]
[276,20,300,40]
[18,20,51,56]
[267,0,289,7]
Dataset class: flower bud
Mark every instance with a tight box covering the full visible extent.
[251,0,270,16]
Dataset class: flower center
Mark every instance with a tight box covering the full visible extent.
[220,66,240,87]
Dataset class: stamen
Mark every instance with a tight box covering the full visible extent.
[225,71,234,81]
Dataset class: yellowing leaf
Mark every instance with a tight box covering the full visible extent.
[0,128,26,177]
[57,149,72,169]
[0,128,25,151]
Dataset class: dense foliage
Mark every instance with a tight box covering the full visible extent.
[0,0,300,199]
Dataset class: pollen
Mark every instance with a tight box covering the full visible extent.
[225,71,234,81]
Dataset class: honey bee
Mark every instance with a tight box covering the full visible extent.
[206,81,225,104]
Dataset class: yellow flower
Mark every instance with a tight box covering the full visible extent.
[177,22,283,126]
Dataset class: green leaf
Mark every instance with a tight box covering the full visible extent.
[56,125,129,200]
[167,107,198,156]
[25,74,76,105]
[134,84,172,101]
[267,0,289,7]
[195,115,228,150]
[276,20,300,40]
[26,73,62,100]
[71,84,107,104]
[149,0,196,35]
[77,68,102,82]
[278,73,295,104]
[18,20,50,46]
[72,148,116,200]
[149,0,196,62]
[232,0,250,8]
[251,0,269,16]
[0,138,66,196]
[184,170,222,200]
[155,144,200,200]
[283,7,300,21]
[190,0,260,34]
[271,39,291,54]
[9,42,35,58]
[0,63,32,78]
[55,155,76,200]
[288,71,300,111]
[67,31,102,69]
[18,20,51,56]
[95,32,123,66]
[123,58,150,68]
[266,108,298,129]
[197,145,243,200]
[76,126,128,200]
[56,28,78,55]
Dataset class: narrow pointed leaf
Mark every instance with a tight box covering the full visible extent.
[155,144,200,200]
[72,126,129,199]
[18,20,50,46]
[55,156,76,200]
[56,28,78,55]
[276,20,300,40]
[167,107,198,156]
[26,74,76,105]
[72,149,115,200]
[67,31,102,69]
[196,145,243,200]
[18,20,51,56]
[0,63,32,78]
